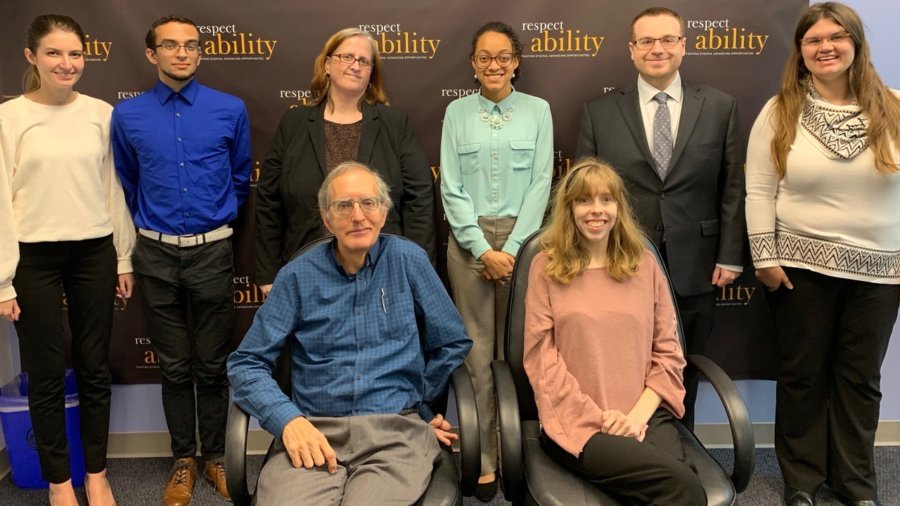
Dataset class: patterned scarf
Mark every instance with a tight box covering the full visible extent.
[800,77,869,160]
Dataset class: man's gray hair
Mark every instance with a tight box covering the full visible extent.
[317,161,394,212]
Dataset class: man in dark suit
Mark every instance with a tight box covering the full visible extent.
[575,6,745,427]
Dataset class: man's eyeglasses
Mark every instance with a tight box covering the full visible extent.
[330,53,373,69]
[155,41,201,53]
[472,53,516,69]
[631,35,684,50]
[800,31,851,47]
[328,197,384,215]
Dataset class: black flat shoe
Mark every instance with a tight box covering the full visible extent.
[474,479,498,503]
[785,489,815,506]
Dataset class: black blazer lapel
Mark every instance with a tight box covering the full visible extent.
[670,83,703,174]
[309,103,327,177]
[617,87,656,170]
[357,104,380,164]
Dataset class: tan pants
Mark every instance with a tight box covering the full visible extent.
[447,216,515,476]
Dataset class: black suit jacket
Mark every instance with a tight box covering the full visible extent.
[575,81,746,296]
[255,101,436,285]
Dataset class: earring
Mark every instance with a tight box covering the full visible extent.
[474,74,477,79]
[325,73,330,79]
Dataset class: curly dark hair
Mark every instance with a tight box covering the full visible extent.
[470,21,523,84]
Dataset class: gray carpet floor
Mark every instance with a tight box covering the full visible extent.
[1,447,898,505]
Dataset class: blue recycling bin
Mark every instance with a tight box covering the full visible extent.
[0,370,86,488]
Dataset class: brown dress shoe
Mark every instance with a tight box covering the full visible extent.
[163,457,197,506]
[204,458,231,502]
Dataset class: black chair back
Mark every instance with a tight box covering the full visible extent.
[503,230,542,422]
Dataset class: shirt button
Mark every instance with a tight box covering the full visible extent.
[182,188,188,193]
[177,137,183,142]
[358,345,364,351]
[356,374,362,380]
[176,113,181,118]
[355,308,362,314]
[179,162,185,167]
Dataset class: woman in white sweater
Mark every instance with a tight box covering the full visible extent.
[0,15,134,506]
[745,3,900,505]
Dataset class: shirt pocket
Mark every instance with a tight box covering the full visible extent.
[509,140,536,171]
[456,142,481,175]
[376,286,418,345]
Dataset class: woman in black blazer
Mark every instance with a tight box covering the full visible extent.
[255,28,435,290]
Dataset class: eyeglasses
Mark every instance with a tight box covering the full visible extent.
[800,31,851,47]
[155,41,201,53]
[330,53,373,69]
[328,196,384,215]
[631,35,684,50]
[472,53,516,69]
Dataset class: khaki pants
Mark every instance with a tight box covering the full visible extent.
[447,216,516,475]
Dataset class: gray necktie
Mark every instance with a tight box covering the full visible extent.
[652,92,672,180]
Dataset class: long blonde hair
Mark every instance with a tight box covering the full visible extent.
[541,158,644,283]
[770,2,900,177]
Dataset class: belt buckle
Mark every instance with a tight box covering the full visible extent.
[177,235,201,247]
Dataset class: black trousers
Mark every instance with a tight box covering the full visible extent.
[14,236,117,483]
[541,409,706,506]
[659,242,715,430]
[769,268,899,500]
[675,290,714,430]
[133,235,234,459]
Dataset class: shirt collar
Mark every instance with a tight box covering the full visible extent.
[637,72,682,105]
[477,88,517,113]
[327,235,384,278]
[153,78,199,106]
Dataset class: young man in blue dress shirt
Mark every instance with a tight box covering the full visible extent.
[111,15,251,505]
[228,162,471,504]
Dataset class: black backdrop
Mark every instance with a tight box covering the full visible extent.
[0,0,808,383]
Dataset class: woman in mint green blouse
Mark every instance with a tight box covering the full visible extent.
[439,20,553,501]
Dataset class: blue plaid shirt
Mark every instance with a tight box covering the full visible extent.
[228,235,471,436]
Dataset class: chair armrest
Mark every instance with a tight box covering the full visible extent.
[686,354,755,493]
[225,401,252,506]
[491,360,524,503]
[450,364,480,496]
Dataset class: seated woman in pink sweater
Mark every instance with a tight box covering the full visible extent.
[523,158,705,505]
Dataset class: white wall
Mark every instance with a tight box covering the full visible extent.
[0,322,17,452]
[854,0,900,422]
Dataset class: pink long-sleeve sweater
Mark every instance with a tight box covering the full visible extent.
[523,250,686,457]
